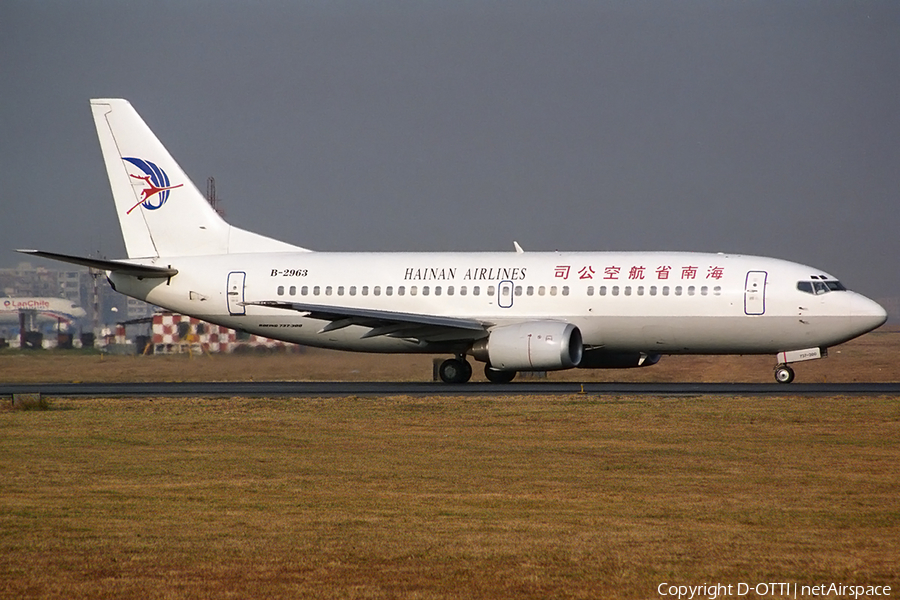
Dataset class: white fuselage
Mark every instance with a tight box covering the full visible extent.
[110,250,886,356]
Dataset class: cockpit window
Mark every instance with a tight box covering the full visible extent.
[797,280,847,294]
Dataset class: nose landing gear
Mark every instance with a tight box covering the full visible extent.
[774,364,795,384]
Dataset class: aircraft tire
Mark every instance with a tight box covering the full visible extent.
[439,358,472,383]
[484,364,516,384]
[774,365,795,384]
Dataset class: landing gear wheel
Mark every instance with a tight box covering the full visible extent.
[439,358,472,383]
[774,365,795,384]
[484,364,516,384]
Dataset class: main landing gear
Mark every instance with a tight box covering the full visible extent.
[437,356,517,383]
[484,364,516,383]
[438,356,473,384]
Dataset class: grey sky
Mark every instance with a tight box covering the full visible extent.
[2,1,898,298]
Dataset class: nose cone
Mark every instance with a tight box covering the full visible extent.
[850,293,888,335]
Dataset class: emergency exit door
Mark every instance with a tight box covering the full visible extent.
[744,271,767,315]
[227,271,246,315]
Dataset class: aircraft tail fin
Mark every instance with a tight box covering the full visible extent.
[90,99,309,259]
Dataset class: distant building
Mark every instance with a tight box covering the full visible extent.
[0,261,156,334]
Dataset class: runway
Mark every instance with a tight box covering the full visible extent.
[2,381,900,398]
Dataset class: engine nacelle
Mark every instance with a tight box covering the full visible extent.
[578,350,662,369]
[471,321,583,371]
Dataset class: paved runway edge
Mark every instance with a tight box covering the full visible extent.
[2,381,900,397]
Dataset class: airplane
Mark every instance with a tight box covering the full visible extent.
[0,297,86,330]
[18,99,887,383]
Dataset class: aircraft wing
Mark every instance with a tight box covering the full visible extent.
[17,249,178,278]
[243,300,489,342]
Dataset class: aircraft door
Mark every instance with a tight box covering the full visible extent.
[744,271,767,315]
[498,280,514,309]
[227,271,246,316]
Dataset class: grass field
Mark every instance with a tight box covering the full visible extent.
[1,331,898,598]
[1,393,898,599]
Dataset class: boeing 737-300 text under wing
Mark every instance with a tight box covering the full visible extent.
[19,99,888,383]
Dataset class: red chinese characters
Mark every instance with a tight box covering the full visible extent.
[681,266,698,279]
[551,264,725,281]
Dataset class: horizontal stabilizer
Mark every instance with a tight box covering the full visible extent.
[17,249,178,278]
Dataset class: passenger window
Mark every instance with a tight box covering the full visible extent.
[713,286,721,296]
[688,286,695,296]
[649,286,657,296]
[612,286,619,296]
[527,286,534,296]
[460,286,467,296]
[473,286,480,296]
[301,285,309,296]
[362,286,369,296]
[550,286,557,296]
[386,286,393,296]
[487,286,495,296]
[624,286,631,296]
[637,286,644,296]
[398,286,405,296]
[587,286,594,296]
[423,286,430,296]
[447,286,454,296]
[675,286,682,296]
[434,287,440,296]
[700,286,708,296]
[374,286,381,296]
[313,286,321,295]
[662,286,670,296]
[349,286,356,296]
[599,286,607,296]
[515,286,522,296]
[325,286,332,296]
[337,286,344,296]
[289,286,296,296]
[277,285,284,296]
[538,286,546,296]
[410,286,417,296]
[562,286,569,296]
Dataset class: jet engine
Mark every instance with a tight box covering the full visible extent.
[577,350,662,369]
[471,321,583,371]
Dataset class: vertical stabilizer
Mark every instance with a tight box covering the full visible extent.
[90,99,307,258]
